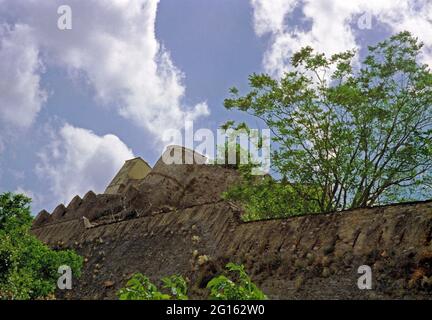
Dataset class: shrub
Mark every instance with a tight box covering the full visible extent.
[117,274,187,300]
[0,192,83,300]
[117,273,170,300]
[207,263,267,300]
[117,263,266,300]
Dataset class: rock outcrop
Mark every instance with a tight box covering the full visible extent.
[31,146,432,299]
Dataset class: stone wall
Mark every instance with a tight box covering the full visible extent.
[31,147,432,299]
[32,199,432,299]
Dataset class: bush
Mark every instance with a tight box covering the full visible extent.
[207,263,267,300]
[117,263,266,300]
[223,166,321,221]
[162,275,188,300]
[117,274,187,300]
[0,192,83,300]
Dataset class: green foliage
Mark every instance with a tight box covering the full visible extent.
[162,275,188,300]
[210,123,258,168]
[207,263,267,300]
[223,172,320,221]
[117,264,265,300]
[117,274,188,300]
[224,32,432,216]
[0,192,83,300]
[0,192,32,231]
[117,273,172,300]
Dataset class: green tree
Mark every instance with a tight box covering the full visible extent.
[224,32,432,217]
[0,192,83,300]
[0,193,32,231]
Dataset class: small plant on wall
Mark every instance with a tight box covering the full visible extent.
[117,263,266,300]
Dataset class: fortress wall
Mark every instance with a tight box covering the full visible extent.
[31,219,83,245]
[30,147,432,299]
[223,201,432,299]
[32,200,432,300]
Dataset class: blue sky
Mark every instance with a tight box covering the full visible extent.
[0,0,431,214]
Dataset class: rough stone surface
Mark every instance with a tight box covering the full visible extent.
[31,147,432,300]
[104,157,151,195]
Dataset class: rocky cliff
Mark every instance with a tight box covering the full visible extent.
[31,146,432,299]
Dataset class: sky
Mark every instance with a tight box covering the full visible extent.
[0,0,431,214]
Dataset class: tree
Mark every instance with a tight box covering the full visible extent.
[0,193,32,231]
[0,192,83,300]
[224,32,432,216]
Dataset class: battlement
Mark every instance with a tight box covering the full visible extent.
[32,146,240,229]
[104,157,151,194]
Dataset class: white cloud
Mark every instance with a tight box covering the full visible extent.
[0,0,209,138]
[14,186,44,209]
[250,0,432,77]
[36,123,134,206]
[251,0,299,36]
[0,24,47,129]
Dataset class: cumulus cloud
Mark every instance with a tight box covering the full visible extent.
[0,24,47,129]
[36,123,134,206]
[250,0,432,77]
[0,0,209,138]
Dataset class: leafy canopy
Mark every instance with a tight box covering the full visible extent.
[224,32,432,217]
[0,192,83,300]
